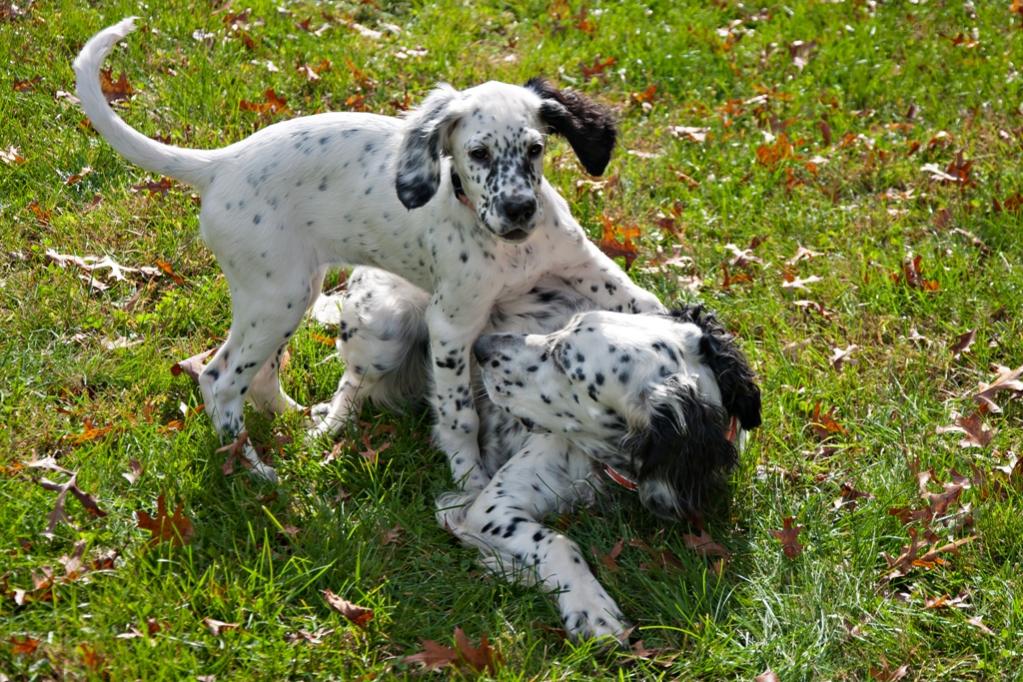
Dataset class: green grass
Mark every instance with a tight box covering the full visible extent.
[2,0,1023,678]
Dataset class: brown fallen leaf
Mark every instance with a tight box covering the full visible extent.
[949,329,976,358]
[811,402,846,439]
[756,670,781,682]
[203,617,239,636]
[122,458,144,485]
[785,244,822,266]
[322,589,374,628]
[869,660,909,681]
[597,215,640,270]
[453,626,499,675]
[771,517,804,559]
[967,616,994,636]
[682,530,732,560]
[781,274,822,290]
[404,639,460,671]
[99,67,133,103]
[1,144,26,165]
[58,540,88,580]
[13,76,42,92]
[136,494,194,546]
[973,364,1023,414]
[30,461,108,539]
[896,254,939,291]
[834,481,873,511]
[10,636,41,655]
[580,55,616,79]
[239,89,290,116]
[936,412,994,448]
[132,177,175,196]
[596,538,625,571]
[669,126,709,143]
[755,133,796,168]
[829,344,858,371]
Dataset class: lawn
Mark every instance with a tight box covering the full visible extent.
[2,0,1023,679]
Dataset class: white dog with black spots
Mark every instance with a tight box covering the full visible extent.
[74,18,663,485]
[322,267,762,640]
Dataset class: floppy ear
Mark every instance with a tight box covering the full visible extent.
[670,304,762,430]
[524,77,617,176]
[395,84,462,209]
[633,378,738,520]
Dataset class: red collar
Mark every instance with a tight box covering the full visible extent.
[604,415,740,492]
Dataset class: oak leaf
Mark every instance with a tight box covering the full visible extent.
[771,517,804,559]
[136,495,194,546]
[973,364,1023,414]
[597,215,640,270]
[322,589,374,628]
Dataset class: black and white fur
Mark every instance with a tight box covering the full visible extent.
[74,19,663,485]
[325,267,761,640]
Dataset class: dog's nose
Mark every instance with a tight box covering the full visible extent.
[502,196,537,224]
[473,334,516,362]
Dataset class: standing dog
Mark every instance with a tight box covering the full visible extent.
[74,18,662,485]
[319,266,761,639]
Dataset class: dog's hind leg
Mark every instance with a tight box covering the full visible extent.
[199,275,311,482]
[309,269,431,440]
[248,267,327,416]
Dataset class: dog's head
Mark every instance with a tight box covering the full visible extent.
[474,305,761,521]
[395,78,616,242]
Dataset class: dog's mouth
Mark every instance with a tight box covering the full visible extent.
[500,228,531,243]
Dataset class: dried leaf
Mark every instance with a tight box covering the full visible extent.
[322,589,374,628]
[99,68,134,103]
[1,144,26,165]
[756,671,781,682]
[756,133,795,168]
[781,274,821,290]
[811,402,845,439]
[785,245,822,266]
[36,470,107,538]
[771,516,804,559]
[122,458,144,485]
[967,616,994,636]
[597,215,640,270]
[834,481,873,511]
[870,661,910,681]
[597,538,625,571]
[453,627,498,675]
[936,412,994,448]
[136,494,194,546]
[682,530,732,560]
[580,55,616,79]
[10,636,41,655]
[829,344,858,371]
[949,329,976,358]
[404,639,460,671]
[973,364,1023,414]
[239,89,290,116]
[203,617,239,636]
[132,177,175,195]
[669,126,709,143]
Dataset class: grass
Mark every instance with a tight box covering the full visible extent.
[2,0,1023,678]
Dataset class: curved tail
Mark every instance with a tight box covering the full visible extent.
[73,18,219,188]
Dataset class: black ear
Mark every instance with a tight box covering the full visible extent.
[524,77,617,176]
[395,85,462,209]
[671,304,762,430]
[633,379,738,521]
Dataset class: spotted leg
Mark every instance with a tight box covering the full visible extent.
[561,242,665,314]
[426,296,490,491]
[198,274,314,483]
[439,433,628,641]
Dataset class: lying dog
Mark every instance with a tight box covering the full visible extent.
[74,19,662,485]
[322,266,761,640]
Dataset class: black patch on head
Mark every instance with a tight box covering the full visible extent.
[524,77,617,176]
[633,381,738,521]
[667,304,762,430]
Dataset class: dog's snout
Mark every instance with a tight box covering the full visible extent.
[473,333,519,362]
[502,196,537,224]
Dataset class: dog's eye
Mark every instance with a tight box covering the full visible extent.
[528,143,543,158]
[469,147,490,163]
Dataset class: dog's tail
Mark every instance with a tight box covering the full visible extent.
[74,18,219,188]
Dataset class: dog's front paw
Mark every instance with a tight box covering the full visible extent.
[434,490,476,532]
[306,402,342,441]
[560,586,629,642]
